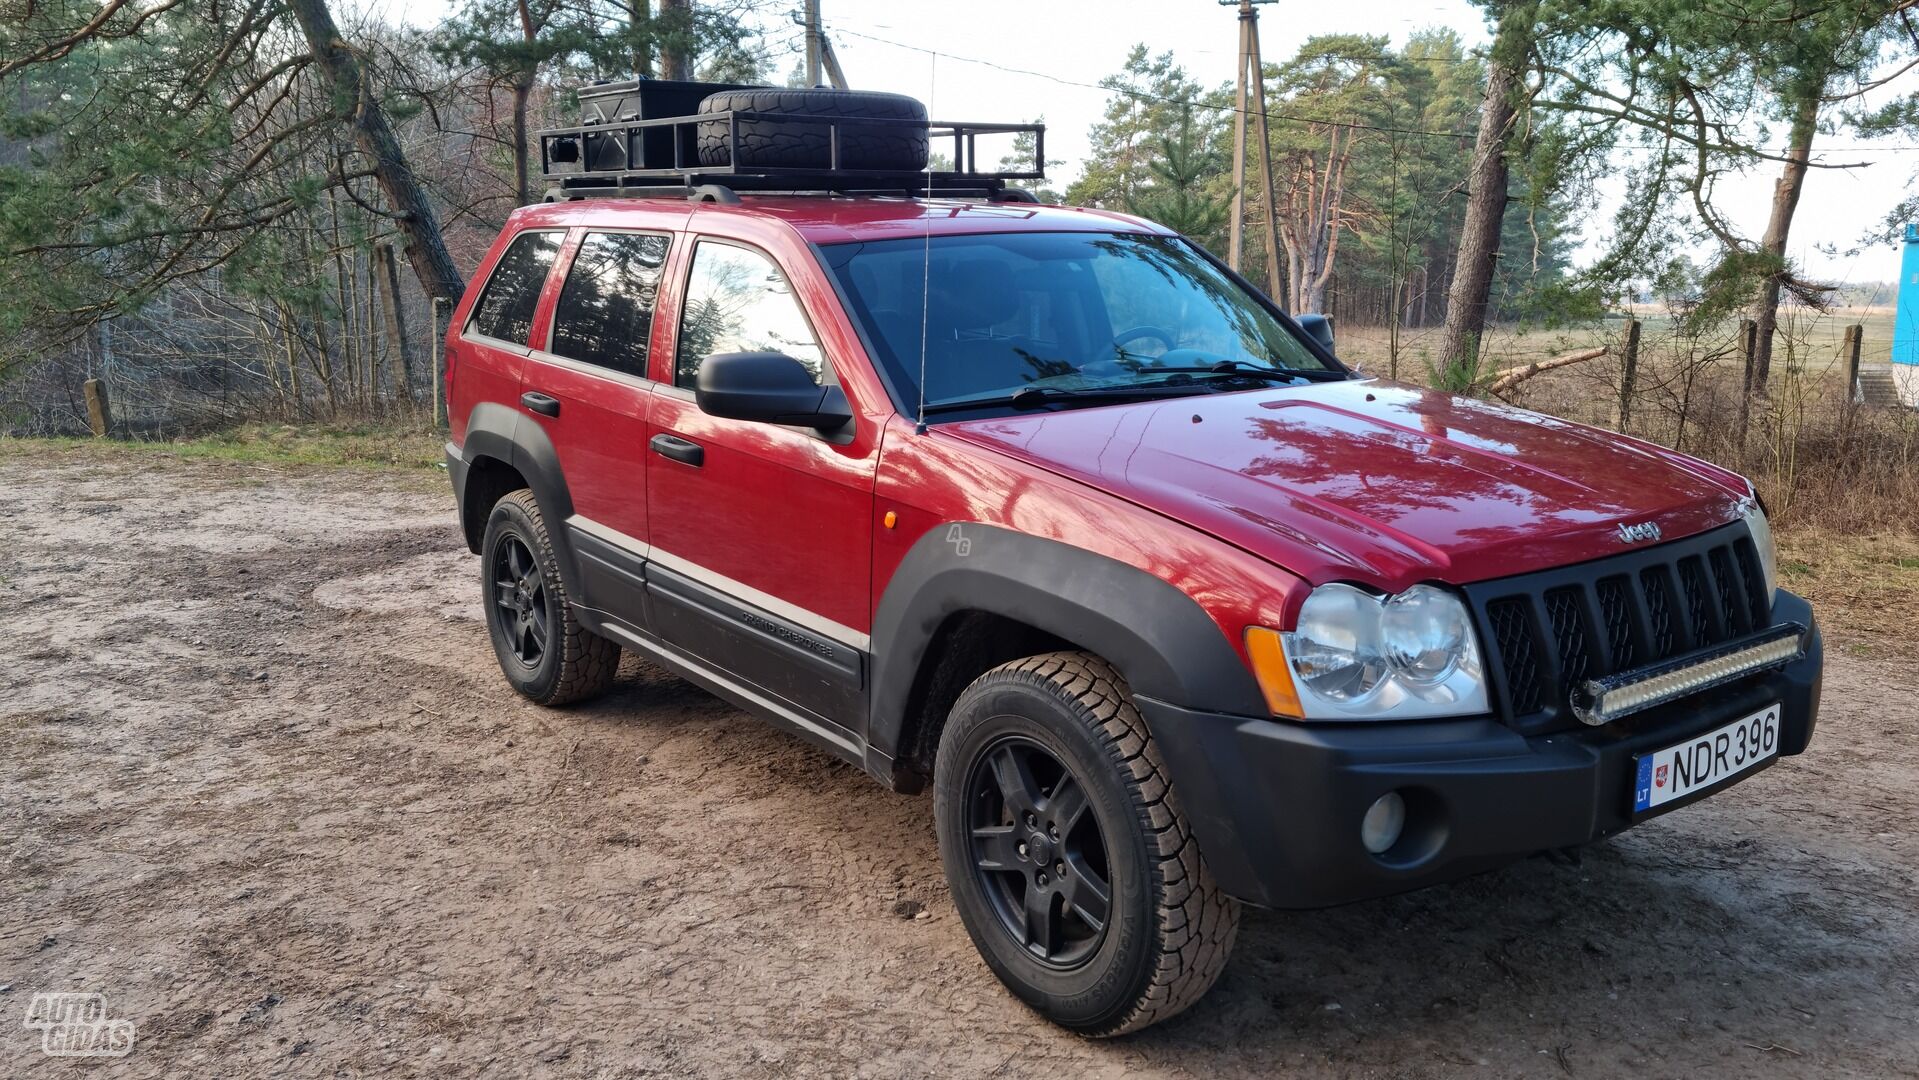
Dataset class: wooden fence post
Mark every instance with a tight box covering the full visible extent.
[1614,319,1641,431]
[83,378,111,438]
[431,297,449,429]
[1844,323,1863,406]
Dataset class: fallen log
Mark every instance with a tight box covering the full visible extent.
[1484,346,1608,396]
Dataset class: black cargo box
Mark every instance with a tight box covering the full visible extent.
[577,78,762,172]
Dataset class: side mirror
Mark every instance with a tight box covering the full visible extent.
[696,352,852,431]
[1295,313,1335,353]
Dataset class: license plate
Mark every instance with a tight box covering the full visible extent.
[1633,704,1781,813]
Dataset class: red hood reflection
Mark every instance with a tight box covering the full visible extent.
[940,380,1749,590]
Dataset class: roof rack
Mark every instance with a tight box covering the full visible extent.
[536,110,1047,204]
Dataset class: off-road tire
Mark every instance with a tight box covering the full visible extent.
[934,651,1240,1036]
[695,88,929,172]
[480,489,618,706]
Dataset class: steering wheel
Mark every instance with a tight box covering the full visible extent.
[1114,325,1177,354]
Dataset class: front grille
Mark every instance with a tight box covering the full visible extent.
[1545,587,1590,687]
[1596,576,1637,669]
[1462,520,1775,732]
[1640,568,1674,656]
[1679,557,1711,641]
[1489,599,1542,715]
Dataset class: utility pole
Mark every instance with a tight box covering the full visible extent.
[803,0,822,86]
[797,1,849,89]
[1222,0,1285,306]
[819,31,849,89]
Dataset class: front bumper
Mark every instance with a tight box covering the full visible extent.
[1142,591,1822,910]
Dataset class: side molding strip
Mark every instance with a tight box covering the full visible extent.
[567,514,873,652]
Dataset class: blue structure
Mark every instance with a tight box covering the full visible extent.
[1898,223,1919,366]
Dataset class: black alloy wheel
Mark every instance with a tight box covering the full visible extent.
[934,652,1240,1036]
[965,735,1113,969]
[479,489,619,706]
[492,533,550,669]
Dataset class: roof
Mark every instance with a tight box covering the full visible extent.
[508,194,1172,245]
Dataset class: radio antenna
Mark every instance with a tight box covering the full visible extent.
[915,51,936,434]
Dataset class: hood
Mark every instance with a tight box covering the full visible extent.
[941,380,1750,591]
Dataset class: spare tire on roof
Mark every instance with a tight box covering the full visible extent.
[696,88,929,172]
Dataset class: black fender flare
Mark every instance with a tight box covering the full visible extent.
[865,523,1268,775]
[454,403,584,599]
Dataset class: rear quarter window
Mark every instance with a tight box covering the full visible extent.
[470,230,562,346]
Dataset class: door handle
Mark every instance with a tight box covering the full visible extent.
[649,433,704,467]
[520,391,561,417]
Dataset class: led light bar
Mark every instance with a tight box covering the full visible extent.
[1570,624,1808,727]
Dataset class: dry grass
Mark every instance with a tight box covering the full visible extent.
[1778,529,1919,659]
[1335,309,1899,379]
[0,422,445,470]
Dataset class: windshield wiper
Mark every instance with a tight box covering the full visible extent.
[921,383,1211,416]
[1140,360,1344,381]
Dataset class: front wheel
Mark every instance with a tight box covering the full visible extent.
[480,489,618,706]
[934,652,1240,1036]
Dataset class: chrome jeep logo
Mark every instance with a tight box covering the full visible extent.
[1616,521,1662,544]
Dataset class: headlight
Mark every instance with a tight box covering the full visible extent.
[1288,583,1387,702]
[1741,495,1778,603]
[1263,583,1489,720]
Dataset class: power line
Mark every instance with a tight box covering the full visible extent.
[827,25,1477,142]
[827,23,1919,154]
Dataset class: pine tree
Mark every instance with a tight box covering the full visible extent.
[1065,47,1211,210]
[1125,108,1230,246]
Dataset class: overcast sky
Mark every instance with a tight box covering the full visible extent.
[379,0,1918,287]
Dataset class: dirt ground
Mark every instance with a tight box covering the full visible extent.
[3,447,1916,1079]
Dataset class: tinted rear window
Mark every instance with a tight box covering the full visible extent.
[550,232,670,377]
[470,231,561,346]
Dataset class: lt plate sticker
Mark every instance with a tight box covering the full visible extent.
[1633,704,1781,813]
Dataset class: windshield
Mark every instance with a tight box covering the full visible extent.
[818,231,1340,417]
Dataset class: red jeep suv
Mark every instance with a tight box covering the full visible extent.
[442,87,1821,1036]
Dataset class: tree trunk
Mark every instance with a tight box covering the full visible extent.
[512,0,538,208]
[377,243,419,404]
[1298,132,1351,314]
[657,0,692,80]
[311,312,341,418]
[511,74,534,208]
[286,0,466,303]
[1439,1,1531,373]
[1749,90,1819,395]
[630,0,653,77]
[277,302,304,419]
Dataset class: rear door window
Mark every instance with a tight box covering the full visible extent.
[549,232,671,378]
[470,231,562,346]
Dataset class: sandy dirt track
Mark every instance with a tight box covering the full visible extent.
[2,448,1916,1079]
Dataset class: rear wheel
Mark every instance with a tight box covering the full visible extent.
[480,490,618,706]
[934,652,1239,1036]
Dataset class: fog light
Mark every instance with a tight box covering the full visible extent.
[1361,791,1406,855]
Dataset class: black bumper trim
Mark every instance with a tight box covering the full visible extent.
[1143,591,1822,910]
